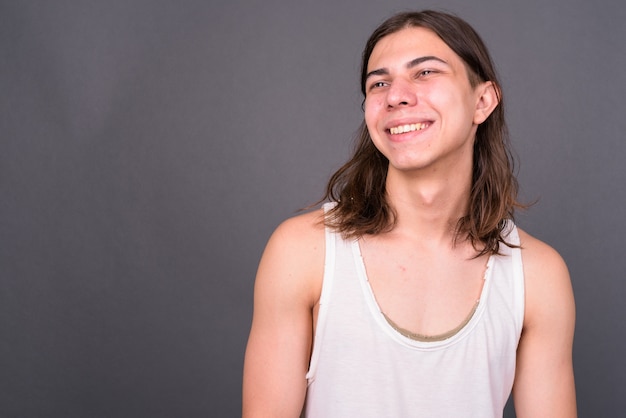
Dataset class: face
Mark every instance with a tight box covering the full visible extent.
[363,26,496,175]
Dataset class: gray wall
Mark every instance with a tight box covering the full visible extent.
[1,0,624,416]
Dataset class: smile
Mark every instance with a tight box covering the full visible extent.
[389,122,430,135]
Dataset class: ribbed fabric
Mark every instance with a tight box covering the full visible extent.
[303,203,524,418]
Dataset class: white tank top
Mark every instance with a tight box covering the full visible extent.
[303,205,525,417]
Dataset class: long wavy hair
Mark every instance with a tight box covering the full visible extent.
[322,10,524,255]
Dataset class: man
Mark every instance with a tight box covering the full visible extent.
[243,10,576,417]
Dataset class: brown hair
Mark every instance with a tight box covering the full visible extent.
[322,10,524,255]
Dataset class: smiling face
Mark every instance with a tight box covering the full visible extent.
[363,26,497,176]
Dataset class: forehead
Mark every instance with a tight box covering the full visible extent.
[367,26,461,70]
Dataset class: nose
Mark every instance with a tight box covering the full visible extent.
[386,79,417,108]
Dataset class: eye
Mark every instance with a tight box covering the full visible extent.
[416,69,438,78]
[368,80,389,91]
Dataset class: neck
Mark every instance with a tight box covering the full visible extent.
[384,165,472,245]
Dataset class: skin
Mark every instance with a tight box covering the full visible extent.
[243,27,576,417]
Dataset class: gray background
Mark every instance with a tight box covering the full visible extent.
[1,0,624,417]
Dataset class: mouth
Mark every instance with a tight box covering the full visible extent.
[388,122,430,135]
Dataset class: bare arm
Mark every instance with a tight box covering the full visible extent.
[513,230,577,417]
[242,211,324,418]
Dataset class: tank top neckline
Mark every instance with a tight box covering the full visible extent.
[351,238,495,350]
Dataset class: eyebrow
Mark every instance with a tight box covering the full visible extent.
[365,56,448,80]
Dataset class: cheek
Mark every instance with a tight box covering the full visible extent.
[423,84,451,106]
[363,97,383,127]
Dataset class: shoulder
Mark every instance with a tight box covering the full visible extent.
[256,208,326,308]
[516,227,575,329]
[517,228,569,281]
[265,208,326,268]
[270,208,326,245]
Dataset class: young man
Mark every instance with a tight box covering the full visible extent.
[243,10,576,417]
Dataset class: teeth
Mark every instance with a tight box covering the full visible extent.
[389,123,428,135]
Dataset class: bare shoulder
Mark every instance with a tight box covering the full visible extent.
[270,208,326,247]
[517,228,569,280]
[516,228,575,328]
[266,208,326,270]
[256,208,326,308]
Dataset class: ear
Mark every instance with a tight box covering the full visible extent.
[473,81,500,125]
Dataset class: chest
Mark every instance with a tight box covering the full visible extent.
[358,237,490,338]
